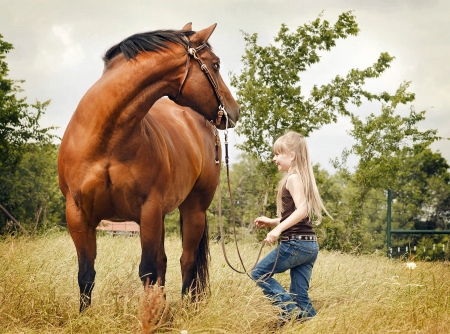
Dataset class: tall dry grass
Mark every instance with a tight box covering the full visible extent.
[1,232,449,333]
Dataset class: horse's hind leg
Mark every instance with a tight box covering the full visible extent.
[66,195,97,312]
[139,201,164,287]
[178,200,209,297]
[156,215,167,286]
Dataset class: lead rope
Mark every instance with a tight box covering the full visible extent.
[216,118,280,281]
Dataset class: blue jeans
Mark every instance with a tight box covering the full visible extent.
[251,239,318,318]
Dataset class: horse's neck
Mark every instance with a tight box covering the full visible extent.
[75,50,184,145]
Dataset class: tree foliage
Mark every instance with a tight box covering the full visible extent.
[2,143,66,232]
[0,35,55,163]
[334,82,438,190]
[0,34,59,233]
[330,81,442,249]
[230,11,395,168]
[389,148,450,259]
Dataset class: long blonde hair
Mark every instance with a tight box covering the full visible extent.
[273,131,331,225]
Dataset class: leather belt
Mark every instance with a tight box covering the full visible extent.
[281,234,317,242]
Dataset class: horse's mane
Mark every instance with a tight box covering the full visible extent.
[103,30,196,65]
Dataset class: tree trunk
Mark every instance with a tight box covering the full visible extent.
[0,203,28,234]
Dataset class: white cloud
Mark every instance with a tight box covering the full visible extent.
[51,25,85,68]
[62,43,85,67]
[52,26,72,45]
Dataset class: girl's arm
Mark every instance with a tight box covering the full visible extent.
[264,174,308,244]
[254,216,280,228]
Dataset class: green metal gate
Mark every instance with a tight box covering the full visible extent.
[386,189,450,257]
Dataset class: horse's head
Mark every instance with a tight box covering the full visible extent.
[173,24,240,130]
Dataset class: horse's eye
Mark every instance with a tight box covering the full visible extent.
[213,62,220,70]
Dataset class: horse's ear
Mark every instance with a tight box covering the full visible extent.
[182,22,192,31]
[189,23,217,46]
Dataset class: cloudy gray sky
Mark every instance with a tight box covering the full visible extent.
[1,0,449,171]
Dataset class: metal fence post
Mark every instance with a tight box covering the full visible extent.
[386,189,392,257]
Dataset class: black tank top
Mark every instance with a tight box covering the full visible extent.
[280,180,315,237]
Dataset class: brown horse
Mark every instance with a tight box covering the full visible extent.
[58,23,240,311]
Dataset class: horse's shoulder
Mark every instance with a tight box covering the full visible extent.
[148,98,199,131]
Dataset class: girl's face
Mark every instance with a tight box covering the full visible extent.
[273,151,295,172]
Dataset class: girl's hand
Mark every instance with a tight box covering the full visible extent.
[254,216,274,228]
[264,228,281,245]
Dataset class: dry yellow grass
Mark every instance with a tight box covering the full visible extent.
[1,232,449,333]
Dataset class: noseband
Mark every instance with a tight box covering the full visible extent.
[175,39,235,129]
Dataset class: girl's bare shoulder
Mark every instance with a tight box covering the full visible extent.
[286,173,301,190]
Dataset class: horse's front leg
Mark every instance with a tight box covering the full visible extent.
[139,201,164,287]
[66,194,97,312]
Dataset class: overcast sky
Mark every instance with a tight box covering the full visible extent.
[1,0,449,172]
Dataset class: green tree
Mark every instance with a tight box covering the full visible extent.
[230,11,401,219]
[5,143,66,232]
[389,149,450,259]
[230,11,395,179]
[0,34,56,232]
[333,82,441,250]
[312,166,348,250]
[392,148,449,229]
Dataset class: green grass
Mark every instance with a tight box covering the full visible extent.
[1,232,449,333]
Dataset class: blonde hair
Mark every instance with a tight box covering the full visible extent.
[273,131,331,225]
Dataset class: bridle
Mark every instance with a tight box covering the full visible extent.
[174,38,235,129]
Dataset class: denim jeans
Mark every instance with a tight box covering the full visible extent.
[251,239,319,318]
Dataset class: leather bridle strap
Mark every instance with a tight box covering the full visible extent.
[175,52,191,100]
[175,40,235,128]
[175,43,207,101]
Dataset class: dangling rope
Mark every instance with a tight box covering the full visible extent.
[216,125,280,280]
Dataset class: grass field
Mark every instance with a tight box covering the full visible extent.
[1,232,449,333]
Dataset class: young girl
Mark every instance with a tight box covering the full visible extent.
[251,131,331,321]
